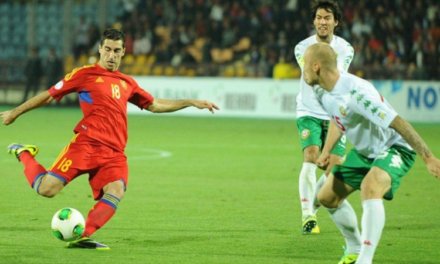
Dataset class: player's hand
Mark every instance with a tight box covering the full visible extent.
[316,152,330,171]
[0,110,16,125]
[192,100,219,114]
[425,156,440,179]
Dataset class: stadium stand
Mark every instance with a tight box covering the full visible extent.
[0,0,438,92]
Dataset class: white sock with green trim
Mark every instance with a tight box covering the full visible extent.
[299,162,317,220]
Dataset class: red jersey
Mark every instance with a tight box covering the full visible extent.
[48,64,154,151]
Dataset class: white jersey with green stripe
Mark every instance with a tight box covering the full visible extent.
[315,72,412,158]
[295,34,354,120]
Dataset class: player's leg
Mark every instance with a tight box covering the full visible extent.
[300,144,320,233]
[68,179,125,250]
[7,143,65,196]
[321,148,374,263]
[312,134,346,214]
[78,153,128,244]
[8,143,45,186]
[36,175,65,197]
[317,172,354,208]
[64,143,126,249]
[356,167,390,264]
[296,117,322,234]
[83,179,125,238]
[357,146,416,264]
[318,173,361,264]
[69,178,126,250]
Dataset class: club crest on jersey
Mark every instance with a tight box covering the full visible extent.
[54,81,64,90]
[120,80,127,90]
[301,129,310,140]
[378,111,386,120]
[339,106,347,117]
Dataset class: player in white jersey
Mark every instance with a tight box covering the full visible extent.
[303,42,440,264]
[294,0,355,235]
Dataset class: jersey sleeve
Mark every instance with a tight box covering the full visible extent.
[129,81,154,109]
[350,82,397,129]
[48,67,86,101]
[294,42,306,71]
[337,41,354,72]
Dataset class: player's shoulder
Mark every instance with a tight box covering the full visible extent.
[341,72,360,83]
[295,35,317,53]
[341,73,374,94]
[294,36,316,64]
[64,64,96,81]
[295,35,316,50]
[332,35,354,51]
[348,72,371,86]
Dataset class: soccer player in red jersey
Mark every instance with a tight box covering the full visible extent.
[0,28,219,249]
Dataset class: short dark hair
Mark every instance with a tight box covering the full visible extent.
[311,0,342,25]
[100,28,125,47]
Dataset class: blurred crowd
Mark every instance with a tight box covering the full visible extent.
[14,0,440,81]
[345,0,440,80]
[81,0,436,79]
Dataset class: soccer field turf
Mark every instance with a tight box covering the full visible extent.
[0,107,439,264]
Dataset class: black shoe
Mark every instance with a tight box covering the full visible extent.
[66,237,110,250]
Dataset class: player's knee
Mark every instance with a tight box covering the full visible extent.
[109,188,125,200]
[37,186,59,198]
[317,191,339,209]
[360,182,387,200]
[36,179,64,198]
[303,146,320,163]
[360,174,390,200]
[103,181,125,200]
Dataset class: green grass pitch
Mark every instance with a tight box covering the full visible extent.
[0,107,439,264]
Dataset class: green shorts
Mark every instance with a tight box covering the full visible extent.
[296,116,345,156]
[332,145,416,200]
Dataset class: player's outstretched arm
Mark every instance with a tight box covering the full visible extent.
[146,98,219,114]
[0,91,53,125]
[390,115,440,179]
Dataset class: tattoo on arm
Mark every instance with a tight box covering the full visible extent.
[390,116,432,161]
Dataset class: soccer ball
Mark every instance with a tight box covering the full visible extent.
[51,208,85,241]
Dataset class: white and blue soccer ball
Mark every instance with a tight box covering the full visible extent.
[51,208,85,241]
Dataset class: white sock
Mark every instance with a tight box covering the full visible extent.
[299,162,317,219]
[357,199,385,264]
[327,200,361,255]
[312,173,326,215]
